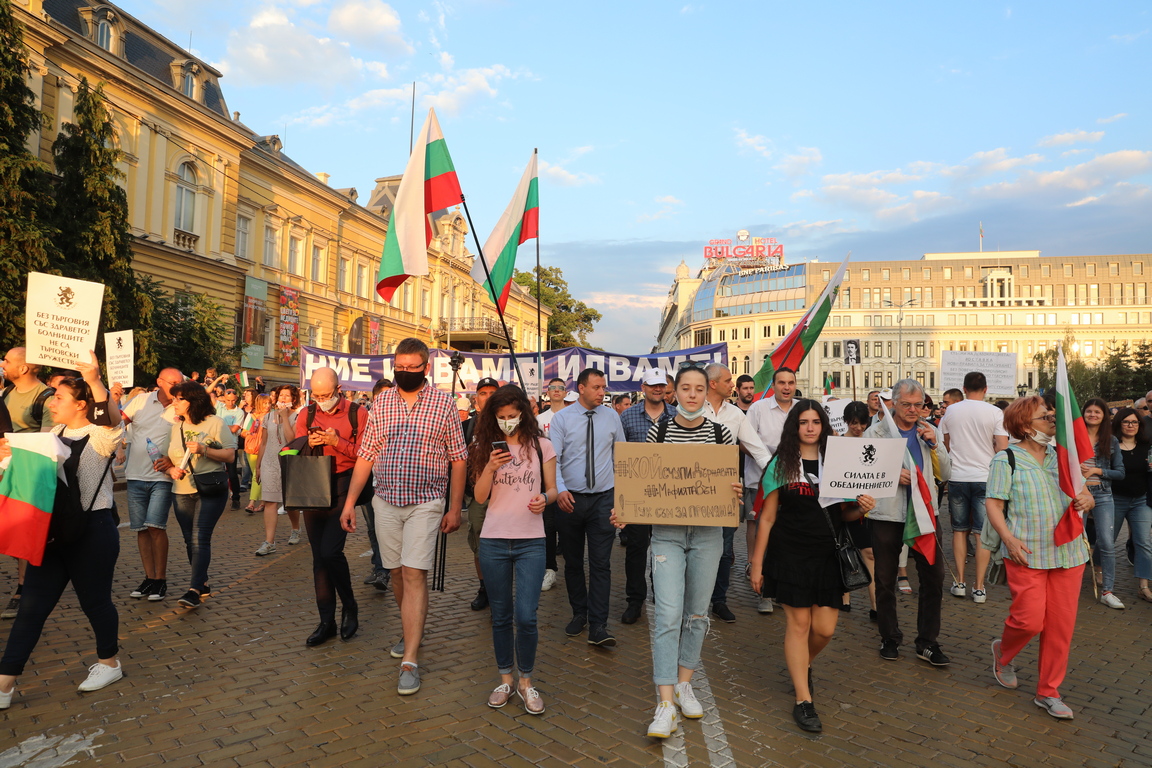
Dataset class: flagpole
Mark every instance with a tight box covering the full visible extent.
[534,148,543,397]
[409,82,416,155]
[459,195,527,389]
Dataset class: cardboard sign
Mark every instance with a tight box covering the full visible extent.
[613,441,740,526]
[25,272,105,368]
[104,330,133,388]
[821,436,907,499]
[941,351,1017,394]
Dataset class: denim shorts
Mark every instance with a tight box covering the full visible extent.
[948,480,986,533]
[127,480,174,531]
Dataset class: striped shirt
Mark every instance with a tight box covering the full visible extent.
[986,444,1090,570]
[646,419,735,446]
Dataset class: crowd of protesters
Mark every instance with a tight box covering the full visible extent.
[1,340,1150,736]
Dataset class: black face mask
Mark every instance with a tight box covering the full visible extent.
[394,370,426,392]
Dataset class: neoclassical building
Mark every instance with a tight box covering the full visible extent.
[15,0,548,384]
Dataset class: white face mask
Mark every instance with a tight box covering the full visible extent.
[1030,429,1053,446]
[497,416,521,435]
[677,402,706,420]
[316,395,340,413]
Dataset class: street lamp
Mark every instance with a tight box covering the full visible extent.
[884,298,917,382]
[1016,383,1027,399]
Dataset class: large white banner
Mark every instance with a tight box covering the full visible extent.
[25,272,105,368]
[104,330,134,388]
[821,436,907,500]
[940,351,1017,394]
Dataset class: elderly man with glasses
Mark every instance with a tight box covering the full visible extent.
[864,378,953,665]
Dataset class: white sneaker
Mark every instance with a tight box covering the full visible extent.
[0,683,13,710]
[78,661,123,692]
[971,588,987,604]
[757,597,774,614]
[541,569,556,591]
[255,541,276,556]
[1100,591,1125,610]
[675,681,704,719]
[646,701,679,738]
[950,582,967,597]
[277,505,287,516]
[288,530,300,545]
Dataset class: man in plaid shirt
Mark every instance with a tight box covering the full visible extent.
[341,338,467,696]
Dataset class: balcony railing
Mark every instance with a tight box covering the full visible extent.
[439,317,502,333]
[173,229,199,251]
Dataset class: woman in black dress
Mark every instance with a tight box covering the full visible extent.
[749,400,875,733]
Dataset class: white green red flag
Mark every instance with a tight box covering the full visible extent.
[879,398,937,564]
[0,433,70,566]
[472,151,539,312]
[376,108,463,302]
[1054,347,1092,546]
[751,253,850,399]
[823,372,833,396]
[239,371,250,388]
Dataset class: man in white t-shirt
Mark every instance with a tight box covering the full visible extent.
[535,378,570,435]
[939,371,1009,605]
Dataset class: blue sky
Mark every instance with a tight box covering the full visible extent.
[131,1,1151,352]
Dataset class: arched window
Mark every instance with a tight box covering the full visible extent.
[174,163,196,232]
[97,20,112,51]
[182,72,196,98]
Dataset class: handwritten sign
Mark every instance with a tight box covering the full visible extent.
[104,330,133,388]
[613,442,739,526]
[941,351,1017,394]
[24,272,105,368]
[821,436,906,499]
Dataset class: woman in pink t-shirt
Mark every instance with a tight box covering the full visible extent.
[469,385,557,716]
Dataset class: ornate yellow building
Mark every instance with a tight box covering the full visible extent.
[16,0,549,384]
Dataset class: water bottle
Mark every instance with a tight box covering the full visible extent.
[145,437,163,464]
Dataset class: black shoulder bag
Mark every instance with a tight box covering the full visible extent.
[49,433,114,545]
[809,471,872,592]
[180,426,229,498]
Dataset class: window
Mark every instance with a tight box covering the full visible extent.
[873,341,882,357]
[929,372,935,389]
[182,72,195,99]
[916,341,925,357]
[744,327,751,340]
[1087,263,1096,277]
[422,289,431,317]
[311,246,323,282]
[1021,265,1029,278]
[1063,264,1073,277]
[1042,264,1051,277]
[262,226,277,267]
[865,315,872,327]
[763,325,770,338]
[1109,262,1119,276]
[720,329,726,341]
[822,270,830,281]
[944,267,952,280]
[338,258,349,292]
[777,324,785,336]
[906,341,912,359]
[174,163,196,232]
[886,371,893,387]
[862,269,870,282]
[832,342,842,359]
[1135,262,1144,276]
[965,266,973,279]
[882,269,891,281]
[355,264,366,297]
[923,268,932,280]
[263,317,274,358]
[887,341,894,358]
[287,237,300,275]
[236,215,251,260]
[97,20,113,51]
[902,268,910,280]
[925,287,933,307]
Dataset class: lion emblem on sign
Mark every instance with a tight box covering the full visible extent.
[860,444,877,466]
[56,286,75,308]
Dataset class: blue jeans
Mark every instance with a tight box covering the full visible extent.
[172,492,227,592]
[651,525,722,686]
[478,538,546,676]
[710,526,736,604]
[126,480,173,531]
[1114,494,1152,581]
[947,481,986,533]
[1087,486,1118,591]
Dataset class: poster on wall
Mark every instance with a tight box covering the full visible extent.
[24,272,105,368]
[241,276,267,368]
[278,287,300,366]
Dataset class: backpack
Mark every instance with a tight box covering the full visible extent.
[655,418,726,445]
[31,388,54,425]
[48,432,115,545]
[981,448,1017,583]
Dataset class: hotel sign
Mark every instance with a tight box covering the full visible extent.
[704,233,785,265]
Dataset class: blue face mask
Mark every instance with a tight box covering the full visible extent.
[677,402,706,420]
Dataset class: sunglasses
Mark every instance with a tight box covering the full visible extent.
[678,360,706,370]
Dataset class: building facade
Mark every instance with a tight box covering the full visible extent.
[16,0,549,386]
[657,244,1152,399]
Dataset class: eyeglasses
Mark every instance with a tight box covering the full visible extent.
[897,401,925,410]
[1032,415,1056,423]
[1120,419,1141,426]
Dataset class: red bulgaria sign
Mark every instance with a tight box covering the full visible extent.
[703,235,784,261]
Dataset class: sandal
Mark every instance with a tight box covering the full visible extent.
[1139,586,1152,604]
[897,577,912,595]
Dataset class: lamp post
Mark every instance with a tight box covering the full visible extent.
[884,298,917,382]
[1016,383,1027,399]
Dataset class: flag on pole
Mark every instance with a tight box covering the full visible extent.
[0,433,70,566]
[1054,347,1093,546]
[823,372,834,396]
[472,152,539,312]
[239,371,250,388]
[879,398,937,564]
[751,253,850,399]
[376,108,463,303]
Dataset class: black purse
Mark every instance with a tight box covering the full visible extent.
[810,472,872,592]
[180,427,229,498]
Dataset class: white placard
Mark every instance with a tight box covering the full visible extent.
[821,436,907,500]
[521,359,542,399]
[24,272,105,368]
[940,351,1017,394]
[104,330,134,388]
[822,398,849,434]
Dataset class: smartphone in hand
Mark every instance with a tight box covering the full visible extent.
[492,441,509,453]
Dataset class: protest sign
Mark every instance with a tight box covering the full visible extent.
[822,398,849,433]
[613,442,739,526]
[24,272,105,368]
[843,339,861,365]
[104,330,134,388]
[821,436,906,499]
[941,351,1017,394]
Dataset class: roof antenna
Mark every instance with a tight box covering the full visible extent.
[188,32,192,51]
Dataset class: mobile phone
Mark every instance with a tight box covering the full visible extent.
[492,441,509,453]
[308,426,324,433]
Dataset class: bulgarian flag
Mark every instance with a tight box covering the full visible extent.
[376,108,463,302]
[472,151,539,312]
[1054,346,1093,546]
[752,253,850,399]
[0,433,70,566]
[823,372,834,396]
[879,399,937,564]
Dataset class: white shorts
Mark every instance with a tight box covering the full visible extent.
[372,496,445,571]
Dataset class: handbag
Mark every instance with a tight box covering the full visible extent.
[811,472,872,592]
[280,437,336,510]
[180,427,229,498]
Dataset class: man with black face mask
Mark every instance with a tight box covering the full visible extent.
[341,338,467,696]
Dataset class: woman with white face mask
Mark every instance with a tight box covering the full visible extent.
[468,385,557,715]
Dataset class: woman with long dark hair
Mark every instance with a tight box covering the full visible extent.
[254,385,302,554]
[749,399,875,733]
[166,382,237,609]
[1080,398,1124,608]
[839,401,877,620]
[469,385,557,715]
[0,355,124,707]
[1110,407,1152,602]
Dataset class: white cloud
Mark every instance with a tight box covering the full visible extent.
[1038,129,1104,148]
[941,148,1045,178]
[777,219,853,237]
[1067,196,1099,207]
[655,195,683,205]
[421,64,518,115]
[978,150,1152,198]
[328,0,413,54]
[776,147,823,181]
[638,196,685,222]
[220,9,365,86]
[539,160,599,187]
[1097,113,1128,124]
[438,51,454,70]
[583,292,666,310]
[821,168,918,187]
[1061,148,1090,158]
[1110,30,1148,43]
[734,128,773,159]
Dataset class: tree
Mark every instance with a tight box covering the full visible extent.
[1132,341,1152,400]
[137,276,240,377]
[513,265,602,348]
[0,0,56,352]
[1096,339,1133,402]
[52,77,155,372]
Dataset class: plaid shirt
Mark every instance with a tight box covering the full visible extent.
[357,382,468,506]
[986,444,1090,570]
[620,400,675,443]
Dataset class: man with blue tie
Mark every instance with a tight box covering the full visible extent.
[551,368,626,647]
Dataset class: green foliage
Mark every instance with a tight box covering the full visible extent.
[1033,331,1151,403]
[137,275,240,376]
[513,265,602,348]
[0,0,56,352]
